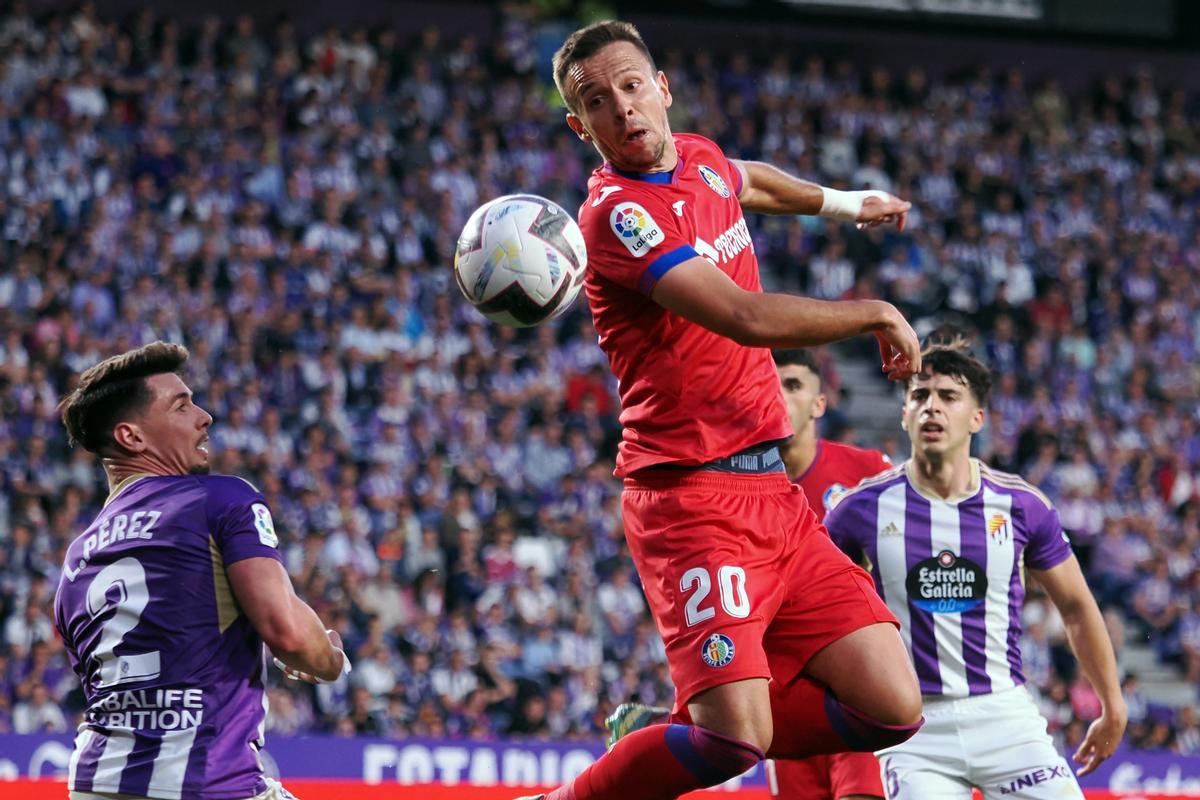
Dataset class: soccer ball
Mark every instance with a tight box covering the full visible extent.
[453,194,588,327]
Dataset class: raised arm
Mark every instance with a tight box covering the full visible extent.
[1029,555,1127,775]
[651,256,920,379]
[731,159,910,229]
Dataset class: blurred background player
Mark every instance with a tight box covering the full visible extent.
[54,342,349,800]
[770,345,892,800]
[774,348,891,516]
[524,20,925,800]
[826,341,1126,800]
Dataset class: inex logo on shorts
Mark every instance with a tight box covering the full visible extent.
[698,165,730,198]
[701,633,736,668]
[905,549,987,614]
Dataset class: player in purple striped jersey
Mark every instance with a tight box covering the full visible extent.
[53,342,350,800]
[826,341,1125,800]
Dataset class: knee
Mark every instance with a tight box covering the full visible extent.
[878,679,923,728]
[669,725,766,787]
[826,690,923,752]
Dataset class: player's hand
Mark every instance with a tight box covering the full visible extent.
[272,630,352,684]
[856,193,911,232]
[875,305,921,381]
[1072,708,1126,776]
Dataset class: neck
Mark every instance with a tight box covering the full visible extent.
[102,458,167,493]
[780,428,818,481]
[908,449,975,500]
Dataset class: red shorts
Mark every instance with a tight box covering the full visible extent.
[770,753,885,799]
[622,470,895,714]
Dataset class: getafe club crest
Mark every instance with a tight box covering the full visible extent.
[698,165,731,198]
[701,633,736,668]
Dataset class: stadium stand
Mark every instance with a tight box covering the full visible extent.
[0,0,1197,757]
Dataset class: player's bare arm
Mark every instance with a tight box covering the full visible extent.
[651,256,921,380]
[731,160,910,230]
[1029,555,1127,776]
[228,556,348,682]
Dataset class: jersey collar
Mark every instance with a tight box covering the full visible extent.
[104,472,157,508]
[904,458,982,504]
[603,148,685,187]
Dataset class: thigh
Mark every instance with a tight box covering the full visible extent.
[803,622,919,723]
[969,692,1082,800]
[879,751,972,800]
[765,523,899,689]
[772,755,833,800]
[623,482,787,714]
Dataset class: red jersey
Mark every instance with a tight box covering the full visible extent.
[578,133,790,476]
[795,439,890,521]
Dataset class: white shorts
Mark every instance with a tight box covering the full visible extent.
[877,686,1083,800]
[70,776,299,800]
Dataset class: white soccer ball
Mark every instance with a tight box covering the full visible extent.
[453,194,588,327]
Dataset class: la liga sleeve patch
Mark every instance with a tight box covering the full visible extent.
[251,503,278,548]
[609,202,665,258]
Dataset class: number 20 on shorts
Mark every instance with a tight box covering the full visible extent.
[680,566,751,627]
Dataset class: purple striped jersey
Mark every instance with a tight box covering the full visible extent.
[826,460,1072,698]
[53,474,285,799]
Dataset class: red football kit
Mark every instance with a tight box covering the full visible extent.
[797,440,892,523]
[577,133,894,714]
[772,440,892,800]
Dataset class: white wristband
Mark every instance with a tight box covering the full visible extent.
[819,188,890,222]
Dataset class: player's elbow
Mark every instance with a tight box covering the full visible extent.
[722,297,771,347]
[254,611,307,656]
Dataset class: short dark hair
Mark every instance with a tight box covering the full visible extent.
[59,341,190,454]
[552,20,655,113]
[907,338,992,407]
[771,348,821,385]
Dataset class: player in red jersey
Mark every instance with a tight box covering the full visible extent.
[517,22,924,800]
[768,348,891,800]
[775,349,891,520]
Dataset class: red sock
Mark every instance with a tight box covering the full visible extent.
[546,723,763,800]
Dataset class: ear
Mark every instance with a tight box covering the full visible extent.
[657,70,672,109]
[566,113,591,143]
[111,420,147,454]
[969,406,986,435]
[811,392,828,420]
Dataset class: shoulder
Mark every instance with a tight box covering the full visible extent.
[829,463,907,513]
[824,440,891,473]
[194,474,267,508]
[977,461,1054,511]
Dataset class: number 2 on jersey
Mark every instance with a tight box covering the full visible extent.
[681,565,750,626]
[86,557,162,688]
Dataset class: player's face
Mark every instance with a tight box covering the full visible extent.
[564,41,675,172]
[126,372,214,475]
[901,372,984,459]
[777,364,826,439]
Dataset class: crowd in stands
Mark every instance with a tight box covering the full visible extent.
[0,0,1198,754]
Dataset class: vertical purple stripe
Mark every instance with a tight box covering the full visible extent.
[73,730,104,792]
[118,733,158,796]
[1007,494,1030,684]
[862,489,887,601]
[958,493,992,695]
[904,484,942,694]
